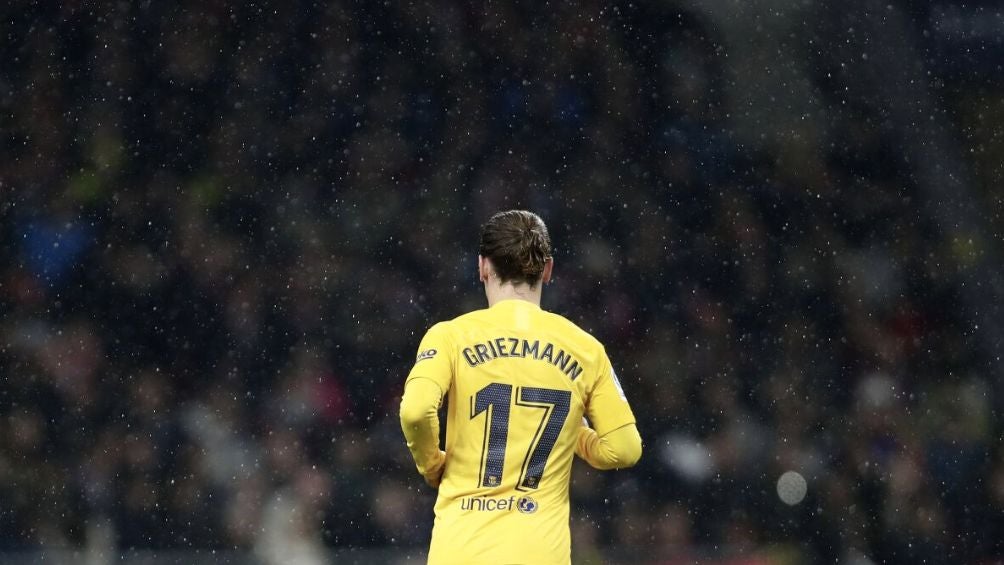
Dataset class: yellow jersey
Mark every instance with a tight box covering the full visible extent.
[404,299,637,565]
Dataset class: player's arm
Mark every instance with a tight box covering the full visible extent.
[399,323,453,487]
[577,349,642,470]
[400,378,446,486]
[575,422,642,470]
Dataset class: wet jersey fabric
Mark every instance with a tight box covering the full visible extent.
[404,299,636,565]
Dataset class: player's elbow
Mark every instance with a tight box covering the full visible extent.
[619,428,642,468]
[399,379,442,429]
[604,425,642,470]
[399,395,433,429]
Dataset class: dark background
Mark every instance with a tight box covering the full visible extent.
[1,1,1002,563]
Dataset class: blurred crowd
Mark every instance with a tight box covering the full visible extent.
[1,1,1001,564]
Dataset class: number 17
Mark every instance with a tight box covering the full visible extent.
[471,382,571,490]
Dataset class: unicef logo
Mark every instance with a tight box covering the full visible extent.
[516,496,538,514]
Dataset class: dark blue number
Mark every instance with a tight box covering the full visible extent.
[471,382,511,488]
[516,387,571,490]
[470,383,571,490]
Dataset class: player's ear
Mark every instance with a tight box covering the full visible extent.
[541,257,554,284]
[478,255,489,283]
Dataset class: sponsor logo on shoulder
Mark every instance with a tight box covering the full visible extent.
[415,349,437,363]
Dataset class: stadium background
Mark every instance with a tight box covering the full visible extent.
[1,1,1002,564]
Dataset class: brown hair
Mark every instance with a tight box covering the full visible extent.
[479,210,552,286]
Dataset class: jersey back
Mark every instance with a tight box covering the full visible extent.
[405,299,636,565]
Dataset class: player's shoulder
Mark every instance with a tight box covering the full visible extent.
[418,319,458,344]
[426,305,607,354]
[442,307,490,328]
[423,308,488,337]
[539,309,606,353]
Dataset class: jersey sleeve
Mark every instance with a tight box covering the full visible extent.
[400,377,447,484]
[585,349,637,437]
[405,322,455,394]
[575,422,642,470]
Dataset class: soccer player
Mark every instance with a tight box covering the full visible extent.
[400,210,642,565]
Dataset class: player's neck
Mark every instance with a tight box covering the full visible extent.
[486,282,542,308]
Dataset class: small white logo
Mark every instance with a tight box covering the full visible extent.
[516,496,538,514]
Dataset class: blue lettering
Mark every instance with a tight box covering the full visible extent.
[553,349,570,371]
[474,344,490,363]
[540,343,554,363]
[459,495,524,512]
[463,348,479,367]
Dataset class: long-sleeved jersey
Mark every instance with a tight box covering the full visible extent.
[400,299,640,565]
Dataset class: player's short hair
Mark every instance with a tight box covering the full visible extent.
[479,210,552,287]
